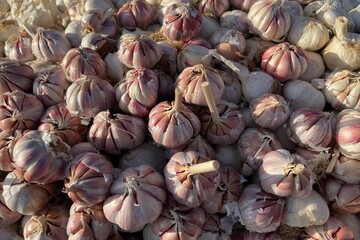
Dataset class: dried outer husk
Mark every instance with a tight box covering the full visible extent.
[198,214,231,240]
[326,149,360,184]
[0,182,22,227]
[0,130,22,171]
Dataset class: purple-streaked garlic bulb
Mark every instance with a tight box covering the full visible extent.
[219,10,250,36]
[31,27,71,62]
[259,149,315,198]
[144,194,206,240]
[64,152,114,206]
[162,3,202,41]
[0,90,44,131]
[288,108,333,151]
[61,47,106,82]
[261,42,308,82]
[2,171,56,215]
[23,204,69,240]
[209,28,246,61]
[116,0,155,30]
[198,214,231,240]
[32,65,70,107]
[67,203,114,240]
[82,9,117,37]
[155,69,175,102]
[38,102,88,146]
[248,0,290,42]
[148,89,201,148]
[300,216,355,240]
[233,230,282,240]
[0,182,22,227]
[177,38,212,72]
[164,151,220,208]
[197,0,230,18]
[65,74,115,121]
[335,109,360,159]
[70,142,99,157]
[0,130,22,172]
[175,64,225,106]
[169,134,216,159]
[201,166,242,214]
[238,184,285,233]
[103,165,166,232]
[199,82,245,145]
[12,130,70,184]
[88,110,146,154]
[322,69,360,111]
[250,93,290,130]
[324,177,360,214]
[229,0,256,12]
[0,59,34,95]
[115,68,159,117]
[4,34,35,63]
[118,33,162,69]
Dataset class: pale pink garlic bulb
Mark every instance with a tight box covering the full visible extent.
[0,182,22,227]
[148,89,201,148]
[259,149,315,198]
[198,214,231,240]
[38,102,88,146]
[237,127,282,170]
[164,151,220,208]
[300,216,355,240]
[0,59,34,95]
[199,82,245,145]
[209,28,246,61]
[324,177,360,214]
[238,184,285,233]
[335,109,360,159]
[220,10,250,36]
[201,166,242,214]
[145,194,206,240]
[0,91,44,131]
[261,42,308,82]
[67,203,114,240]
[233,230,282,240]
[116,0,155,30]
[62,47,106,82]
[103,165,166,232]
[0,130,22,172]
[65,75,115,121]
[175,64,225,106]
[32,27,71,62]
[82,8,117,37]
[33,65,70,107]
[248,0,291,42]
[229,0,256,12]
[162,3,202,41]
[250,93,290,130]
[2,171,56,215]
[88,110,146,154]
[197,0,230,17]
[23,204,69,240]
[64,152,114,206]
[4,34,35,63]
[177,38,212,72]
[115,68,159,117]
[12,130,71,184]
[322,69,360,111]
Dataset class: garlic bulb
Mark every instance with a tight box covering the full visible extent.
[299,51,325,82]
[287,16,330,51]
[199,14,221,40]
[349,5,360,33]
[283,190,330,228]
[116,0,155,30]
[196,0,230,18]
[248,0,291,42]
[0,130,22,172]
[322,16,360,71]
[103,165,166,232]
[104,52,126,84]
[219,10,250,36]
[0,182,22,227]
[65,20,88,47]
[326,149,360,184]
[177,38,212,72]
[283,79,326,111]
[4,34,35,63]
[229,0,256,12]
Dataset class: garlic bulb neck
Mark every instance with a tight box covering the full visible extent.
[334,16,349,41]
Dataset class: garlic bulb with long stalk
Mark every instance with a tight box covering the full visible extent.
[322,16,360,71]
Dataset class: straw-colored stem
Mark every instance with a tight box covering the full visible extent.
[187,160,220,175]
[172,88,183,113]
[201,82,221,122]
[326,149,340,173]
[334,16,349,42]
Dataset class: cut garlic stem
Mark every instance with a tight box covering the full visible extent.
[201,82,221,122]
[187,160,220,175]
[326,148,340,173]
[334,16,349,41]
[293,163,305,174]
[171,88,183,113]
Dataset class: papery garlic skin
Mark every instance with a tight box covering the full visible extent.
[0,182,22,227]
[162,3,202,41]
[0,90,44,132]
[259,149,315,198]
[248,0,291,42]
[335,109,360,159]
[0,130,22,171]
[64,152,114,206]
[299,51,325,82]
[103,165,166,232]
[283,190,330,228]
[5,34,35,63]
[220,10,250,36]
[2,171,56,215]
[82,8,117,37]
[197,0,230,18]
[116,0,155,30]
[261,42,308,82]
[287,16,330,51]
[177,39,212,72]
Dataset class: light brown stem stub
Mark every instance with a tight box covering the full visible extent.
[201,82,221,122]
[187,160,220,175]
